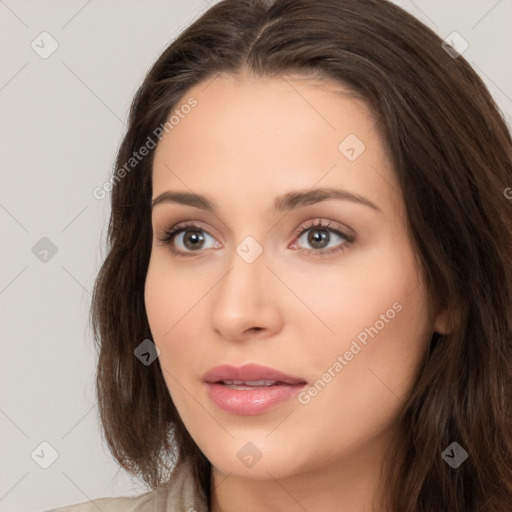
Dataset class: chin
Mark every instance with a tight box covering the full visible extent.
[201,435,313,480]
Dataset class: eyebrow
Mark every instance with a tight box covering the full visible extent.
[151,187,382,214]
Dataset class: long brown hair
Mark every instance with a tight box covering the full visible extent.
[90,0,512,510]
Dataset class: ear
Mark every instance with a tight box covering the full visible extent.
[433,305,451,335]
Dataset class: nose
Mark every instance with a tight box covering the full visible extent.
[210,247,283,342]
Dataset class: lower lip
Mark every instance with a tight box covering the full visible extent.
[205,382,306,415]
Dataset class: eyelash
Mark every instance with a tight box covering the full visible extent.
[156,219,354,259]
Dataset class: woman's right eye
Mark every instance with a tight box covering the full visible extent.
[157,223,221,258]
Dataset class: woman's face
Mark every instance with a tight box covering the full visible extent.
[145,73,445,482]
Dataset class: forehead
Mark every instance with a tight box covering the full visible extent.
[151,73,400,219]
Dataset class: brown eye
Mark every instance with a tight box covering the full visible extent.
[158,222,220,258]
[306,228,331,249]
[181,230,206,250]
[292,220,354,257]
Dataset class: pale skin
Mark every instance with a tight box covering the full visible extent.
[144,72,448,512]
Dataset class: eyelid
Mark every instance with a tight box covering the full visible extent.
[292,218,355,243]
[156,220,218,247]
[159,219,214,237]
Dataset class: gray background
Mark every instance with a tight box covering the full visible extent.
[1,1,511,511]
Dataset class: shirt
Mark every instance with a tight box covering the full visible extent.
[45,459,209,512]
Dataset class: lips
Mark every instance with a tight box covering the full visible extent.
[202,363,306,386]
[203,363,307,415]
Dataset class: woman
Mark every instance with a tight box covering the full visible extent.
[50,0,512,510]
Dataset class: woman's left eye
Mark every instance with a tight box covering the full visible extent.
[157,219,354,258]
[291,220,354,256]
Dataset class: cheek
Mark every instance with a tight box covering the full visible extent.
[144,254,211,381]
[307,247,430,408]
[286,240,425,355]
[144,257,172,341]
[294,239,431,400]
[145,253,204,339]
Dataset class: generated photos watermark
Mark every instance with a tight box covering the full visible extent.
[93,97,198,200]
[298,301,403,405]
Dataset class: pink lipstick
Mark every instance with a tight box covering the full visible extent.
[203,363,307,415]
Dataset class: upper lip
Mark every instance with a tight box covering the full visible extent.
[203,363,307,385]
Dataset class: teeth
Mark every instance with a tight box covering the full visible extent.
[222,380,278,386]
